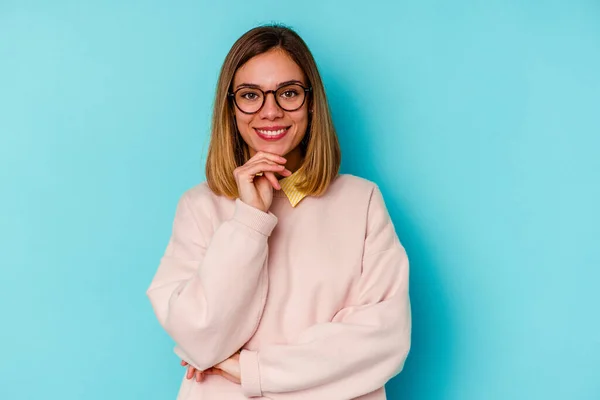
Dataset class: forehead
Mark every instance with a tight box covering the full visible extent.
[233,49,305,87]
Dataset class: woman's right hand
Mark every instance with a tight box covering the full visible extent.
[233,151,292,213]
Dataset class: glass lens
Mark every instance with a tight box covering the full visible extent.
[235,88,264,114]
[275,84,306,111]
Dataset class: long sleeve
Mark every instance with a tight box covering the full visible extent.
[147,192,278,371]
[239,186,411,399]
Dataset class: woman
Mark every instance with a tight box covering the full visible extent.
[147,24,411,400]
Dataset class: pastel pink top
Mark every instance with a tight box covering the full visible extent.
[147,174,411,399]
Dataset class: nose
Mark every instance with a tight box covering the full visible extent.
[259,91,284,120]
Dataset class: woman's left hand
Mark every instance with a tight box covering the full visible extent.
[182,352,241,384]
[213,352,241,384]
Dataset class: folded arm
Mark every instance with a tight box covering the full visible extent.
[239,186,411,399]
[147,193,278,370]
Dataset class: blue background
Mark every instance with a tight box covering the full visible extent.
[1,1,599,399]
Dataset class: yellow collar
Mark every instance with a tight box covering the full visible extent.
[278,170,308,207]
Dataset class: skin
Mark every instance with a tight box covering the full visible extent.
[181,353,241,384]
[182,48,311,383]
[233,47,310,174]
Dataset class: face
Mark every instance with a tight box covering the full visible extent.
[231,48,310,167]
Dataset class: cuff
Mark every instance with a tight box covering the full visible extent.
[240,349,262,397]
[233,199,278,237]
[173,345,202,371]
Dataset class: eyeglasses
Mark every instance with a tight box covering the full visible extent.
[228,83,312,114]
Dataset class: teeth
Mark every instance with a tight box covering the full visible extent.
[257,128,286,135]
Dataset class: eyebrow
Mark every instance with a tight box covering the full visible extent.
[234,79,305,91]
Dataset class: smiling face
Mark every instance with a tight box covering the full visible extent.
[232,48,310,171]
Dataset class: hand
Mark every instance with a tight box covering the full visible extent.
[181,353,241,384]
[234,151,292,212]
[181,359,207,382]
[213,352,241,384]
[181,361,228,383]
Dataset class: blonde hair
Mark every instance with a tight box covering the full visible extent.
[205,24,341,198]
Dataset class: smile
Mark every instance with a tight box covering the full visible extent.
[254,127,290,141]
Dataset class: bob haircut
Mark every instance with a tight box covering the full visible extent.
[205,24,341,198]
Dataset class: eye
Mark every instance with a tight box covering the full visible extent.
[280,89,299,99]
[238,90,262,101]
[241,92,259,101]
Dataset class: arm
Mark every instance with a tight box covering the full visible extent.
[239,186,411,399]
[147,192,278,371]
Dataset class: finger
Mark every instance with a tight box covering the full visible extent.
[247,160,291,181]
[264,171,281,190]
[246,159,277,175]
[243,162,290,178]
[240,159,280,175]
[186,366,195,380]
[181,360,188,366]
[247,157,277,166]
[248,151,286,165]
[195,370,203,382]
[235,160,292,183]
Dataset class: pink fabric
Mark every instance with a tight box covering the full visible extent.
[147,174,411,399]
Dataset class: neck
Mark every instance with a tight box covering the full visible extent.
[284,146,304,173]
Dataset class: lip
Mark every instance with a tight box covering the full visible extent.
[254,126,290,141]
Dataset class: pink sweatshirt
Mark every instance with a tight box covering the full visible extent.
[147,174,411,399]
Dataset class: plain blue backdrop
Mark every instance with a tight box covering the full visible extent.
[1,1,599,399]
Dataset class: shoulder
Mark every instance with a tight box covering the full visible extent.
[183,181,217,202]
[324,174,390,216]
[177,181,231,220]
[312,174,382,217]
[326,173,379,199]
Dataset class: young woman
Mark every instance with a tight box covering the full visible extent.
[147,25,411,400]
